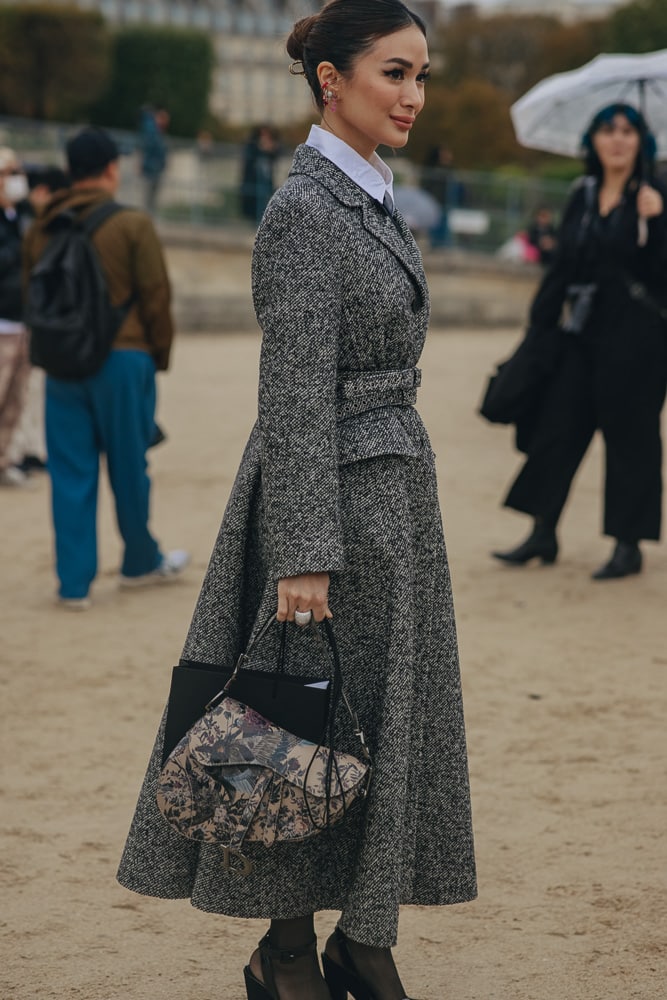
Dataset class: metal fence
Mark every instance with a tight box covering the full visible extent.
[0,115,573,253]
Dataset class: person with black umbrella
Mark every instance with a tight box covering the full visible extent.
[491,104,667,579]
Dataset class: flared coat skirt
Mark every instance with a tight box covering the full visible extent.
[117,420,477,947]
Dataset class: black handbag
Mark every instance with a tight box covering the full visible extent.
[157,615,372,872]
[479,324,564,427]
[162,616,331,764]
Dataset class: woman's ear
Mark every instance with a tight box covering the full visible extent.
[317,60,339,91]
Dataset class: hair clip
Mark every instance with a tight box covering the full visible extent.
[289,60,305,76]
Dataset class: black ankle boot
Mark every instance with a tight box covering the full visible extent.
[492,521,558,566]
[591,541,642,580]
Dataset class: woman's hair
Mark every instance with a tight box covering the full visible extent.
[581,103,657,180]
[287,0,426,111]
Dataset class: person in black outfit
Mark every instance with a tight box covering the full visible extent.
[492,104,667,579]
[240,125,281,225]
[526,205,558,266]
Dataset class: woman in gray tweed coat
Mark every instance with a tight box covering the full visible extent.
[117,2,476,997]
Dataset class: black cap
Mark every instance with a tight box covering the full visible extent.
[66,127,119,181]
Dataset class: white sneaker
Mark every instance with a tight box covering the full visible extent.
[0,465,32,488]
[119,549,190,588]
[57,596,92,611]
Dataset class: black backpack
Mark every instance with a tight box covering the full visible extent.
[27,201,133,380]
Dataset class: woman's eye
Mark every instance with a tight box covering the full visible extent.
[417,72,430,84]
[385,69,404,80]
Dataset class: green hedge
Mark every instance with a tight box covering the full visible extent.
[0,4,109,120]
[92,26,214,138]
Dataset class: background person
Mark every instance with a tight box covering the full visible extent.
[420,144,465,248]
[526,205,558,266]
[9,166,71,475]
[139,104,169,214]
[492,104,667,580]
[0,147,32,487]
[240,124,282,225]
[117,2,476,999]
[23,127,188,608]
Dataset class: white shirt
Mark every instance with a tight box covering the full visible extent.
[305,125,395,213]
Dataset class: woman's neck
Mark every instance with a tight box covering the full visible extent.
[601,166,633,195]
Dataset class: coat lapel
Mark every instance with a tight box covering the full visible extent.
[289,146,428,307]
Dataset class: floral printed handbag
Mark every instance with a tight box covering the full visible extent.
[156,615,372,874]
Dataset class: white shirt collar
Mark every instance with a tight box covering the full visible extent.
[305,125,394,212]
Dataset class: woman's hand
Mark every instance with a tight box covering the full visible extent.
[277,572,332,623]
[637,184,664,220]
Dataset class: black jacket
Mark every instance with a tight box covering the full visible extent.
[0,201,33,322]
[528,174,667,338]
[481,175,667,451]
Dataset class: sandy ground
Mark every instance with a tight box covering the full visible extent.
[2,328,666,1000]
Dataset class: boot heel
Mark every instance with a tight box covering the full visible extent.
[540,551,557,565]
[322,952,351,999]
[243,965,271,1000]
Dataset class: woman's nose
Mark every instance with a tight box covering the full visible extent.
[401,82,423,112]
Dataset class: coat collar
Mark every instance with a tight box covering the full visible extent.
[289,145,427,303]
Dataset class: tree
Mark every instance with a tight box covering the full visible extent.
[92,27,214,138]
[436,10,561,100]
[410,79,522,170]
[606,0,667,53]
[0,4,110,120]
[533,19,608,84]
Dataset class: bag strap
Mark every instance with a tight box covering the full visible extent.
[224,612,372,766]
[317,619,372,766]
[80,200,125,236]
[224,612,372,835]
[80,201,136,313]
[622,272,667,322]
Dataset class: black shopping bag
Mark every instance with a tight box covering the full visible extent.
[162,659,331,764]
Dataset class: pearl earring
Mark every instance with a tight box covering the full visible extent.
[322,86,338,112]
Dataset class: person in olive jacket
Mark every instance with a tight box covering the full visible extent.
[493,104,667,580]
[23,127,188,608]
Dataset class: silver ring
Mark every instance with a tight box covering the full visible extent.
[294,609,312,627]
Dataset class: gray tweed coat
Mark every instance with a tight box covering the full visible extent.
[117,145,477,947]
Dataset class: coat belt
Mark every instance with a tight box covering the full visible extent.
[336,367,421,417]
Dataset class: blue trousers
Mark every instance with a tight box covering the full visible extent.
[46,350,163,598]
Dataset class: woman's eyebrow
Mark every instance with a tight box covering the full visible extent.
[382,58,430,70]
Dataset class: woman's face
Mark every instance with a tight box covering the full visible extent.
[592,113,641,176]
[321,25,429,160]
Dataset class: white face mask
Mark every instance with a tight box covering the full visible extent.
[3,173,29,204]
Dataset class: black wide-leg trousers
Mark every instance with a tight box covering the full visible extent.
[505,324,667,541]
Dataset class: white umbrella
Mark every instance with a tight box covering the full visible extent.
[510,49,667,159]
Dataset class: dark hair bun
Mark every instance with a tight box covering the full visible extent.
[286,14,318,60]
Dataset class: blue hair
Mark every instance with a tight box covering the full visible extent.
[581,103,657,178]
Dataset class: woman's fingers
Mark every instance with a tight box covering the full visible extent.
[277,573,332,623]
[638,185,664,219]
[276,585,290,622]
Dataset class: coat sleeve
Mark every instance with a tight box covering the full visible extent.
[634,178,667,294]
[252,186,345,579]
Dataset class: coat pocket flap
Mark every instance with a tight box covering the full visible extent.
[338,409,421,465]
